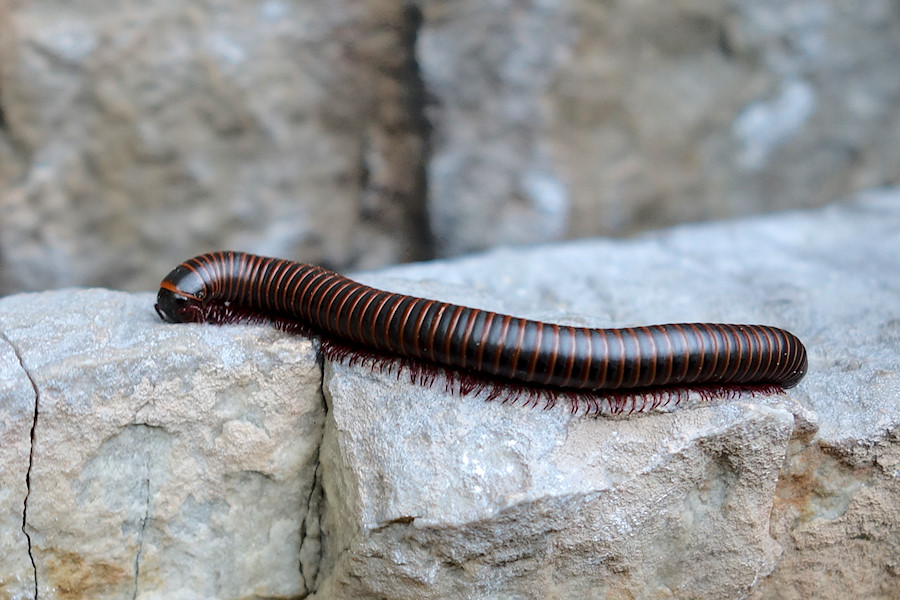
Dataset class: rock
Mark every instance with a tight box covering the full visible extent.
[417,0,573,256]
[317,363,797,599]
[4,1,900,291]
[0,333,37,597]
[0,0,429,293]
[0,191,898,598]
[314,190,900,598]
[418,0,900,253]
[0,290,323,599]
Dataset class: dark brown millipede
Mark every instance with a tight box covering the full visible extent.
[156,251,807,410]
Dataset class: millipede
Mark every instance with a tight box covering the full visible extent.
[155,251,808,415]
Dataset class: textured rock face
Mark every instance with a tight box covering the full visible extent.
[313,192,900,599]
[316,365,799,599]
[2,0,900,291]
[0,194,898,599]
[417,0,573,256]
[0,334,36,597]
[0,0,429,293]
[547,0,900,238]
[0,291,323,599]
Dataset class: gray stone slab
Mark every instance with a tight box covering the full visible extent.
[316,190,900,599]
[357,189,900,450]
[5,1,900,292]
[0,191,897,598]
[0,335,38,598]
[0,289,323,599]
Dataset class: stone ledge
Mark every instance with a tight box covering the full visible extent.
[0,191,898,599]
[0,290,323,599]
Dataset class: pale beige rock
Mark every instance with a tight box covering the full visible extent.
[0,290,323,599]
[0,338,37,598]
[314,361,798,599]
[0,195,898,598]
[4,0,900,291]
[311,192,900,599]
[419,0,900,253]
[0,0,428,293]
[752,437,900,600]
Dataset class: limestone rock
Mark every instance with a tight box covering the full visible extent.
[0,290,323,599]
[313,190,900,599]
[4,1,900,291]
[0,192,898,598]
[0,335,37,597]
[0,0,428,293]
[419,0,900,253]
[317,363,797,599]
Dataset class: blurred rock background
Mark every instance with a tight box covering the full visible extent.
[1,0,897,293]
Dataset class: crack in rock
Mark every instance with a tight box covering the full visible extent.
[1,331,40,599]
[132,472,150,600]
[299,349,327,596]
[300,460,323,594]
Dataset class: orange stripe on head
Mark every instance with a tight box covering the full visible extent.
[159,279,202,301]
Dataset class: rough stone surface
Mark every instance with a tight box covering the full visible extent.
[316,366,798,599]
[0,192,898,598]
[547,0,900,239]
[313,190,900,599]
[0,0,429,293]
[0,335,37,597]
[417,0,573,256]
[3,0,900,291]
[414,0,900,254]
[0,290,323,600]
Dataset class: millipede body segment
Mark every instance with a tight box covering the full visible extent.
[155,251,808,400]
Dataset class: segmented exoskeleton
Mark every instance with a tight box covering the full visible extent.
[156,251,808,396]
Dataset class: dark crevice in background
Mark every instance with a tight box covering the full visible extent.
[0,77,10,297]
[0,72,8,131]
[400,3,434,263]
[355,3,434,267]
[717,23,734,60]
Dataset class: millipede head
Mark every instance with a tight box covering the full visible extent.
[155,264,207,323]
